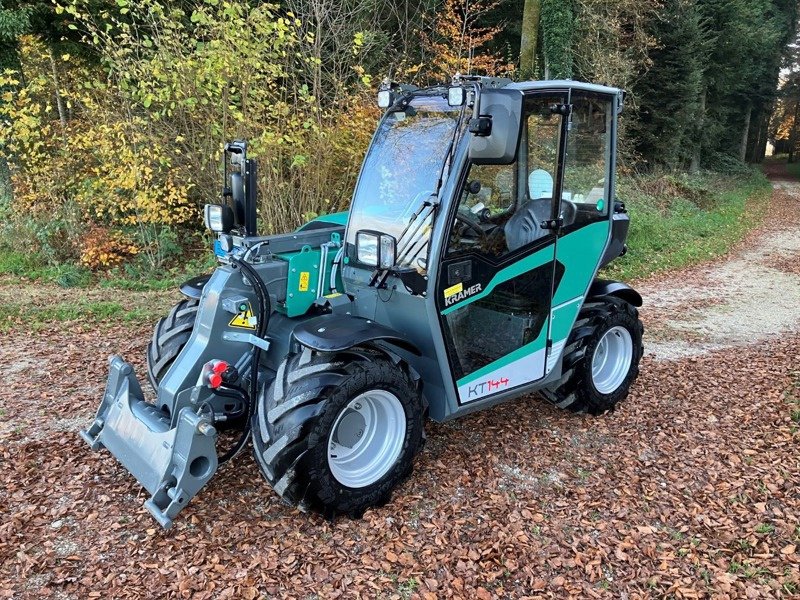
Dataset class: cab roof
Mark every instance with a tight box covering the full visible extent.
[505,79,623,97]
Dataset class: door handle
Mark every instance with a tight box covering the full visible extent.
[540,218,563,230]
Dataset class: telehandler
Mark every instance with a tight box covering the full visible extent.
[81,76,644,528]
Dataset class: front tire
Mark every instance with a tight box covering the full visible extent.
[252,346,425,517]
[541,296,644,415]
[146,298,199,390]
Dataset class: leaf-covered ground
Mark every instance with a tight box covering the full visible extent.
[1,170,798,599]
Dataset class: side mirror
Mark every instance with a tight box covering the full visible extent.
[467,180,482,195]
[468,88,524,165]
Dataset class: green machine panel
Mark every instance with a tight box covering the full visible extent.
[277,233,344,317]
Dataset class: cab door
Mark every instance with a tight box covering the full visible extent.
[435,92,568,405]
[548,93,618,362]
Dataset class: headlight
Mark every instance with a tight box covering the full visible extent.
[204,204,234,233]
[356,230,396,269]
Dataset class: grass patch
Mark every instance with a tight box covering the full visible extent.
[785,161,800,180]
[0,249,215,292]
[604,169,771,281]
[397,578,419,599]
[0,298,165,332]
[99,253,217,291]
[755,523,775,535]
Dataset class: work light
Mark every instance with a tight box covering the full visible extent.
[356,230,396,269]
[204,204,234,233]
[448,86,466,106]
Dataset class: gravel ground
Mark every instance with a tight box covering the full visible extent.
[1,169,798,599]
[639,176,800,361]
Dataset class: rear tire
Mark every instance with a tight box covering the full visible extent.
[541,296,643,415]
[252,346,425,518]
[146,298,199,390]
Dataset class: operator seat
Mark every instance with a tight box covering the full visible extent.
[505,169,582,251]
[504,169,553,252]
[504,197,551,251]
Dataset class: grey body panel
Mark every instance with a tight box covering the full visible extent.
[80,357,218,528]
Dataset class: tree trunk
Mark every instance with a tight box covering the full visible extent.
[790,100,800,163]
[48,46,67,139]
[690,87,706,174]
[739,104,751,163]
[0,156,12,204]
[519,0,542,79]
[753,111,771,163]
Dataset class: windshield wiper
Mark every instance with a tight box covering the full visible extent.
[369,198,437,289]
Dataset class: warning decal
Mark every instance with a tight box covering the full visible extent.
[443,282,463,299]
[299,271,310,292]
[229,301,257,330]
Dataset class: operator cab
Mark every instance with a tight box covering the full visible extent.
[340,77,626,417]
[448,92,613,257]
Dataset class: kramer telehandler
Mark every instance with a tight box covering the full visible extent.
[81,76,644,528]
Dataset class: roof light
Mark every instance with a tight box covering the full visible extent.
[377,89,393,109]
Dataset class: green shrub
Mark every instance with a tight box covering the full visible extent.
[606,169,770,280]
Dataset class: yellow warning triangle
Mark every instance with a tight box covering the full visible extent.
[229,308,257,330]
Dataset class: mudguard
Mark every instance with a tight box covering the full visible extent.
[588,279,643,307]
[179,274,211,300]
[292,314,422,355]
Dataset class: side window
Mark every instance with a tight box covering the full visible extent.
[562,96,612,227]
[446,163,517,258]
[526,104,561,201]
[460,164,516,215]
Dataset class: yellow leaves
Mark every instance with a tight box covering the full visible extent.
[5,0,377,245]
[420,0,511,79]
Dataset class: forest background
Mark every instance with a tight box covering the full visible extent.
[0,0,798,288]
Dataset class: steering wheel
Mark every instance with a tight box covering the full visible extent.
[454,211,488,243]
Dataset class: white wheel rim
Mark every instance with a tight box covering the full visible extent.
[327,390,406,488]
[591,326,633,394]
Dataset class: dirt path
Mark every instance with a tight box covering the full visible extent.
[1,168,798,599]
[639,171,800,361]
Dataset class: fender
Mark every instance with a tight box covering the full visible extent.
[292,314,422,356]
[588,278,642,307]
[179,274,212,300]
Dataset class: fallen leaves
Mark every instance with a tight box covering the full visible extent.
[2,321,798,599]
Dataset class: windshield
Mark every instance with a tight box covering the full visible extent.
[346,95,461,268]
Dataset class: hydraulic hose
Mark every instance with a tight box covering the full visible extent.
[217,257,271,464]
[214,385,251,463]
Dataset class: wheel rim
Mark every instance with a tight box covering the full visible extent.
[591,326,633,394]
[327,390,406,488]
